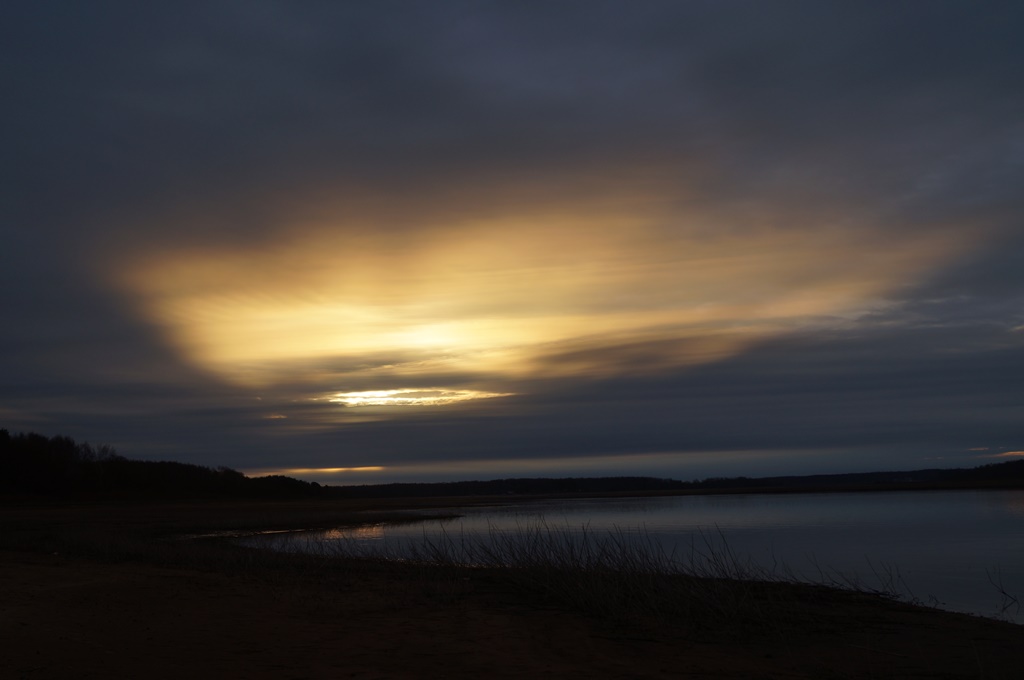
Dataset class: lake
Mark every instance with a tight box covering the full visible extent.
[250,489,1024,623]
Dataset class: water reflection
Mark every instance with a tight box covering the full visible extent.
[255,490,1024,623]
[321,524,386,540]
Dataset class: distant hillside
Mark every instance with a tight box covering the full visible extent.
[3,428,1024,501]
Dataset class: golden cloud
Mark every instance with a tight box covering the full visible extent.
[113,193,965,390]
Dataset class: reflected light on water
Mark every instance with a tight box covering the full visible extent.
[321,525,386,540]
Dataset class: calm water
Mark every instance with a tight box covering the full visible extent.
[253,489,1024,623]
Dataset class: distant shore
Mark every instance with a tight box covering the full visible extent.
[4,474,1023,514]
[7,428,1024,504]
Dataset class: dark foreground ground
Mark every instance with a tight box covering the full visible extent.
[2,498,1023,679]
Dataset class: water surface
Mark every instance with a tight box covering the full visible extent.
[253,489,1024,623]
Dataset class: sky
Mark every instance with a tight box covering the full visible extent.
[3,1,1023,484]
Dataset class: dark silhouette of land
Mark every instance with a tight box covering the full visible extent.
[4,427,1024,501]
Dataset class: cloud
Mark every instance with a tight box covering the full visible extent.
[106,177,967,393]
[2,3,1022,478]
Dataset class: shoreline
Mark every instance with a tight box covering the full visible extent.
[3,496,1024,678]
[6,474,1022,508]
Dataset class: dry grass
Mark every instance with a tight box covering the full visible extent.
[241,520,919,638]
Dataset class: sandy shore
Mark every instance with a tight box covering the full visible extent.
[3,499,1023,679]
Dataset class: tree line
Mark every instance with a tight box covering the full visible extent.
[0,429,318,500]
[3,428,1023,501]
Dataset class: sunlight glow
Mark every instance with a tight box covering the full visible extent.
[277,466,385,473]
[328,388,514,407]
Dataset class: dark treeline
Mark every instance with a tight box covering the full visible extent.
[4,428,1024,501]
[0,429,319,500]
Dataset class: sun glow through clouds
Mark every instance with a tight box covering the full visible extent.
[328,388,515,407]
[282,466,385,473]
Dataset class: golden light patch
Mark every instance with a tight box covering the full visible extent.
[320,525,386,540]
[280,466,386,473]
[328,388,514,407]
